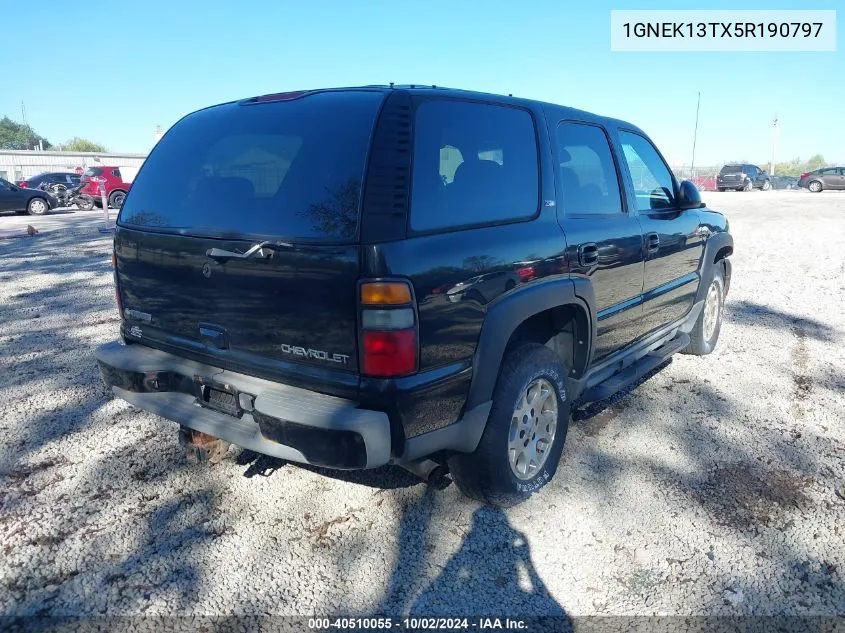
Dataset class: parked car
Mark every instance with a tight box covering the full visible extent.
[770,175,800,190]
[689,175,715,192]
[95,85,733,507]
[16,171,81,192]
[797,167,845,192]
[0,177,58,215]
[79,166,132,208]
[716,163,771,191]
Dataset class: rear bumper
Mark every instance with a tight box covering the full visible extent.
[95,341,391,469]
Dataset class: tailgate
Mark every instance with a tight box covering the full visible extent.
[114,89,386,387]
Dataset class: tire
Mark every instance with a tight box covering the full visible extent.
[744,180,754,192]
[717,187,725,192]
[448,343,570,507]
[808,180,823,193]
[27,197,48,216]
[682,266,725,356]
[761,179,771,191]
[77,196,94,210]
[108,190,126,209]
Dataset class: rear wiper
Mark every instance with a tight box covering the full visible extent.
[206,241,294,262]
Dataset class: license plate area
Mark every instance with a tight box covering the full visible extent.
[194,376,242,417]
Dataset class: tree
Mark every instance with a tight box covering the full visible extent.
[0,116,51,150]
[806,154,826,171]
[57,137,106,152]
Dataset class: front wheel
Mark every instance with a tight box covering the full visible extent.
[108,190,126,209]
[27,197,48,216]
[449,343,570,507]
[682,267,725,356]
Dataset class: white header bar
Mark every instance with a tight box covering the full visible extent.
[611,10,836,52]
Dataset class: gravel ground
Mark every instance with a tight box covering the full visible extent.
[1,192,843,621]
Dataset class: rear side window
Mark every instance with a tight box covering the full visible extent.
[556,122,623,215]
[410,100,539,232]
[84,167,103,177]
[119,91,383,241]
[112,169,121,178]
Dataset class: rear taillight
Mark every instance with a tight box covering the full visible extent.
[19,182,29,188]
[359,280,417,378]
[112,250,123,316]
[800,172,810,179]
[516,266,535,282]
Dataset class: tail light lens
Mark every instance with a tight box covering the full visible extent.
[19,182,29,188]
[516,266,535,282]
[800,172,810,179]
[112,250,123,316]
[359,280,417,378]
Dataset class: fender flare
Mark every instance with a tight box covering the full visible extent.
[466,276,596,409]
[695,231,733,304]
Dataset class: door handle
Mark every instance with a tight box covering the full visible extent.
[578,243,599,267]
[645,232,660,254]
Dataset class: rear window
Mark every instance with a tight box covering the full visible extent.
[118,91,383,241]
[409,99,539,232]
[720,165,743,174]
[84,167,103,177]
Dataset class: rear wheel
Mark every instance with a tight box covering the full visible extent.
[77,196,94,210]
[761,179,771,191]
[744,180,754,192]
[27,197,48,216]
[449,343,570,507]
[808,180,823,193]
[717,187,725,192]
[682,267,724,356]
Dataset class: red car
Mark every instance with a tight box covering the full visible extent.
[79,166,132,208]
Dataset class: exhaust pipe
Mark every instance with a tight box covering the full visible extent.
[400,459,450,486]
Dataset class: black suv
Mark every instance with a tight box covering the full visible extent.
[17,171,81,192]
[95,86,733,506]
[716,163,771,191]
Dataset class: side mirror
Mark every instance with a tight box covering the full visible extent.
[678,179,704,210]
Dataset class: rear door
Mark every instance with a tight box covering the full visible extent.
[617,130,705,336]
[115,90,385,389]
[555,120,644,361]
[820,167,841,189]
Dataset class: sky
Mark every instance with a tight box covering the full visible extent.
[3,0,842,167]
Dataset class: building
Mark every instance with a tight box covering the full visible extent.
[0,150,147,183]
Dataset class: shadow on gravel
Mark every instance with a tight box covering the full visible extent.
[234,449,423,490]
[377,490,571,622]
[727,300,837,342]
[572,373,845,614]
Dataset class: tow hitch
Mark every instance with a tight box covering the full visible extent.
[179,426,230,464]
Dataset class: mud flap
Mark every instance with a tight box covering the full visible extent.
[179,426,230,464]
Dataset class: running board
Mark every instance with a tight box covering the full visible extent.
[579,333,690,404]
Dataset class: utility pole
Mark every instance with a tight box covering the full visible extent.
[21,101,27,127]
[770,115,778,175]
[690,91,701,175]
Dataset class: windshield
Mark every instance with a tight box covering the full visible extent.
[118,90,384,242]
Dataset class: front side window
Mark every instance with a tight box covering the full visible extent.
[619,131,676,211]
[410,99,539,232]
[556,122,623,215]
